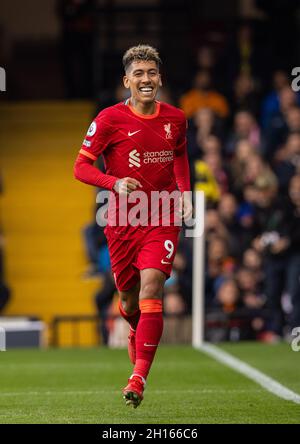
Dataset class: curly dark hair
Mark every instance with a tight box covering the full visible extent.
[122,44,161,72]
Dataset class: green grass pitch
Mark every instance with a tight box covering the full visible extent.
[0,343,299,424]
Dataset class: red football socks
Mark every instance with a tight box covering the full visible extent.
[118,300,140,331]
[132,299,163,382]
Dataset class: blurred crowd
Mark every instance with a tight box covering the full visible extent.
[82,23,300,344]
[178,31,300,342]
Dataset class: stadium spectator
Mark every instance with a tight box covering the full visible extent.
[264,88,299,158]
[176,238,193,314]
[244,154,265,184]
[248,174,300,338]
[274,132,300,193]
[203,152,229,196]
[236,198,256,252]
[286,106,300,133]
[229,140,256,198]
[206,236,236,305]
[95,271,116,345]
[207,236,233,276]
[251,175,287,337]
[225,110,263,157]
[235,139,256,160]
[221,23,266,94]
[232,24,258,76]
[242,248,263,277]
[195,45,216,73]
[187,108,224,161]
[261,70,293,129]
[284,174,300,331]
[193,45,225,93]
[163,245,193,317]
[236,267,259,296]
[217,194,241,258]
[214,279,241,314]
[81,219,116,344]
[163,274,185,316]
[243,154,277,190]
[202,135,222,156]
[230,72,260,118]
[242,291,264,310]
[205,209,229,243]
[179,70,229,119]
[218,193,238,224]
[164,289,185,315]
[193,158,220,206]
[82,221,107,276]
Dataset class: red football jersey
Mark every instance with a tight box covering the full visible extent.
[75,100,190,236]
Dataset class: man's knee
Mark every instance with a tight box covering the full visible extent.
[119,285,140,314]
[140,270,165,300]
[120,297,138,314]
[140,282,163,300]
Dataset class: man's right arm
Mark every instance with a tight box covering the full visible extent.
[74,116,118,190]
[74,153,118,190]
[74,116,143,193]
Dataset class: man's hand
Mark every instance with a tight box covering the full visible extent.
[270,237,290,254]
[180,191,193,221]
[113,177,142,195]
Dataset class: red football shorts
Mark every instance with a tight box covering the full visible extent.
[105,226,180,291]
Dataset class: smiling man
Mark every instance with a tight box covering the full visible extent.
[74,44,192,408]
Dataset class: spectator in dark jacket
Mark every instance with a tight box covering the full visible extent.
[285,175,300,331]
[250,173,300,336]
[274,132,300,193]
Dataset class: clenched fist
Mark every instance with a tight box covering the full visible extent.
[113,177,143,195]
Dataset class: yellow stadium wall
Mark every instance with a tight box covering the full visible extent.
[0,101,102,346]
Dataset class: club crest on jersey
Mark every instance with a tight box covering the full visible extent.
[164,123,172,139]
[129,149,141,168]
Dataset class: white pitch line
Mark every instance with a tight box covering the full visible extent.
[199,343,300,405]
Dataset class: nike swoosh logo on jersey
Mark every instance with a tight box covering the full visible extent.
[144,343,158,347]
[161,259,172,265]
[128,130,141,136]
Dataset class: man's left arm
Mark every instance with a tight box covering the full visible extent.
[173,117,193,220]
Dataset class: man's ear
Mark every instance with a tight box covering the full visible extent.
[159,74,162,87]
[123,75,130,89]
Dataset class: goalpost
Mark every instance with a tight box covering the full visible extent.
[192,191,205,348]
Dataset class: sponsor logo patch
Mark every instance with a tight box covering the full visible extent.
[128,149,174,167]
[87,121,97,137]
[128,130,141,137]
[129,149,141,168]
[83,139,91,147]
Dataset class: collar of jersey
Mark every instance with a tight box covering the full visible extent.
[125,99,160,119]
